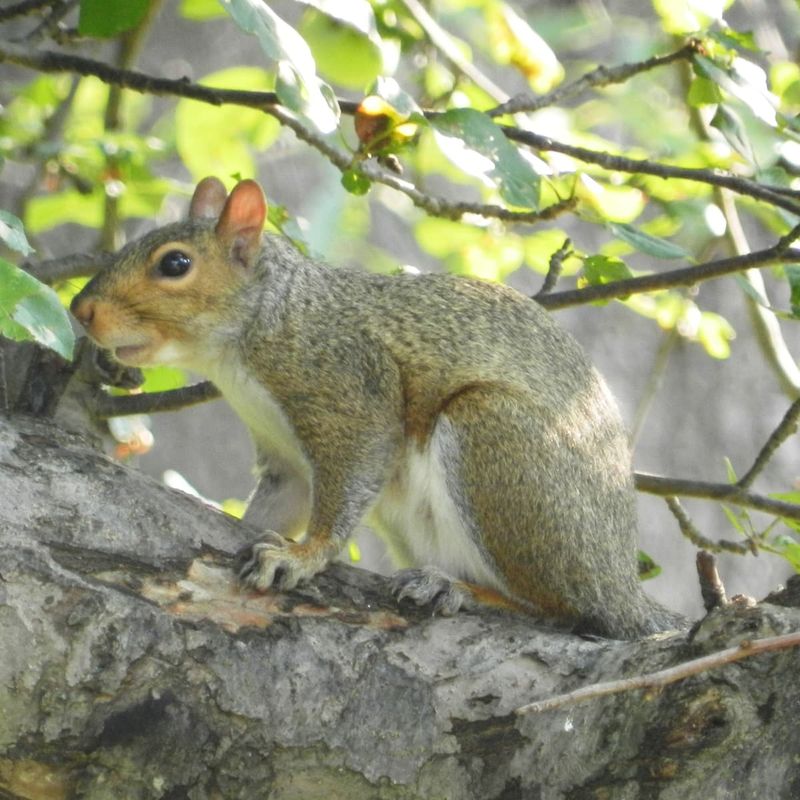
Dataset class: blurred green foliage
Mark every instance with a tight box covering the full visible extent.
[1,0,800,564]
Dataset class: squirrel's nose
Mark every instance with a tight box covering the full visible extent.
[70,295,95,328]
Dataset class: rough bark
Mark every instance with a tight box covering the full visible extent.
[1,412,799,800]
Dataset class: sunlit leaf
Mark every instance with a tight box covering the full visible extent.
[139,367,188,394]
[687,76,723,107]
[693,54,778,127]
[697,311,735,358]
[180,0,225,20]
[653,0,732,34]
[582,254,633,287]
[0,258,74,360]
[220,0,339,133]
[485,2,563,93]
[299,9,383,89]
[431,108,540,209]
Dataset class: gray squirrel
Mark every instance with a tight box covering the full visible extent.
[71,176,683,639]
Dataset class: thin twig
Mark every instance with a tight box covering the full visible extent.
[488,42,697,117]
[500,127,800,216]
[737,397,800,490]
[636,473,800,522]
[538,243,800,310]
[664,497,750,554]
[515,631,800,715]
[89,382,221,419]
[534,237,571,297]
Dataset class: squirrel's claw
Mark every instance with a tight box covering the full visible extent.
[237,534,330,592]
[391,567,475,616]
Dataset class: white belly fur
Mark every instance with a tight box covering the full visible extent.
[206,358,311,483]
[373,418,507,593]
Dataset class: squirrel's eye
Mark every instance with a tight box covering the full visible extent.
[157,250,192,278]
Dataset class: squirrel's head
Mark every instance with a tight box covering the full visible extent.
[70,177,267,368]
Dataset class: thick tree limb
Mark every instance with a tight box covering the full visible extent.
[2,413,800,798]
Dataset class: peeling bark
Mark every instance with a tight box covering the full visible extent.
[1,413,799,800]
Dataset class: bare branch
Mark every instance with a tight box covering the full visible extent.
[538,240,800,310]
[516,631,800,715]
[501,127,800,217]
[535,237,572,298]
[664,496,750,555]
[488,42,698,117]
[635,472,800,522]
[737,396,800,490]
[88,382,221,419]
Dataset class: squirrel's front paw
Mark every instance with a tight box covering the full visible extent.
[391,566,475,615]
[237,534,328,592]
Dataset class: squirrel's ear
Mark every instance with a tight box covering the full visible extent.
[215,179,268,267]
[189,176,228,220]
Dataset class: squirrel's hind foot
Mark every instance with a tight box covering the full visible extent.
[391,567,476,616]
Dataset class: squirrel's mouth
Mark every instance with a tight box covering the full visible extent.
[113,343,150,363]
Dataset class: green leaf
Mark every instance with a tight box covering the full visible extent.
[78,0,150,37]
[582,254,633,285]
[341,169,371,196]
[608,222,690,260]
[637,550,662,581]
[687,76,724,107]
[0,210,34,256]
[175,67,280,182]
[220,0,340,133]
[0,258,75,360]
[431,108,540,210]
[299,10,383,90]
[785,265,800,318]
[721,503,747,534]
[180,0,225,20]
[140,366,188,394]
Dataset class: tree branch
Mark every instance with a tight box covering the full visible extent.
[488,42,698,117]
[3,42,798,227]
[88,381,221,418]
[538,237,800,310]
[635,472,800,522]
[516,631,800,715]
[501,127,800,216]
[663,496,750,555]
[737,396,800,490]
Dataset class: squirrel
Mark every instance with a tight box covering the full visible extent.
[70,176,684,640]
